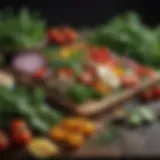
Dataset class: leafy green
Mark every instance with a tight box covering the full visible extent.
[0,85,62,134]
[0,8,45,53]
[88,12,160,68]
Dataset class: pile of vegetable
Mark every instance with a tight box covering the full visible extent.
[88,12,160,68]
[45,44,157,104]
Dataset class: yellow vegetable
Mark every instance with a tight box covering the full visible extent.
[83,121,96,137]
[50,127,67,141]
[93,80,110,95]
[27,137,59,159]
[65,132,84,148]
[61,117,86,133]
[114,67,124,76]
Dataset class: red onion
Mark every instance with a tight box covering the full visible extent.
[11,52,47,75]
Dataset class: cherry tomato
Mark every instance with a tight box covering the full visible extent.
[10,119,32,145]
[120,75,139,88]
[33,68,47,80]
[78,71,94,85]
[47,28,65,44]
[0,130,9,151]
[153,86,160,98]
[90,47,110,64]
[141,90,153,102]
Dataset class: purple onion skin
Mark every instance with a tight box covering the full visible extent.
[11,52,47,75]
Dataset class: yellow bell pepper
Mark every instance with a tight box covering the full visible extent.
[59,48,73,59]
[113,67,124,77]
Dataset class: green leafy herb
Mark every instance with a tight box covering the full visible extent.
[0,8,45,53]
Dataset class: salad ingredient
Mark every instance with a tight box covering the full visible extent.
[33,68,48,80]
[61,117,85,132]
[0,130,9,151]
[65,132,84,148]
[67,83,93,103]
[0,71,15,88]
[96,65,120,89]
[0,8,45,53]
[88,12,160,68]
[153,86,160,98]
[82,120,96,136]
[127,114,142,126]
[11,52,46,75]
[0,86,62,134]
[78,71,94,86]
[140,90,154,102]
[138,107,156,123]
[50,127,67,141]
[27,137,59,159]
[10,119,32,145]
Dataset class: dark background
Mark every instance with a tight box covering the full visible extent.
[0,0,159,27]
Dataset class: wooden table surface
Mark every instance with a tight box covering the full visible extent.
[1,100,160,159]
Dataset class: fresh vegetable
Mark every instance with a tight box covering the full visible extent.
[27,137,59,159]
[65,132,84,148]
[50,127,67,142]
[47,27,79,45]
[10,119,32,145]
[50,117,96,148]
[127,113,142,127]
[11,52,46,75]
[0,8,45,53]
[88,12,160,68]
[140,89,154,102]
[0,86,62,134]
[0,130,9,151]
[138,107,156,123]
[67,83,93,103]
[153,86,160,98]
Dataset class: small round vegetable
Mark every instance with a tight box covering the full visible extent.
[78,71,94,86]
[11,52,46,75]
[10,119,32,145]
[0,130,9,151]
[65,132,84,148]
[138,107,156,123]
[50,127,67,141]
[127,113,142,127]
[61,118,85,133]
[153,86,160,98]
[82,121,96,136]
[27,137,59,159]
[141,90,153,102]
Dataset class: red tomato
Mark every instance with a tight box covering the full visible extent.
[33,68,47,80]
[10,119,32,145]
[141,90,153,101]
[90,47,110,64]
[78,71,94,85]
[120,75,139,88]
[47,28,65,44]
[0,130,9,151]
[153,86,160,98]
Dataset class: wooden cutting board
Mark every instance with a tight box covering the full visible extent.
[9,70,160,117]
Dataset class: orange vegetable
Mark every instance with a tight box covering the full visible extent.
[50,127,67,142]
[83,121,96,137]
[65,132,84,148]
[61,118,85,133]
[93,80,110,95]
